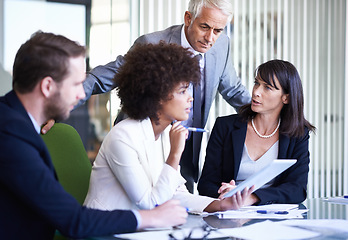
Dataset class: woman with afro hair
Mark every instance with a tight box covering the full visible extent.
[84,42,254,213]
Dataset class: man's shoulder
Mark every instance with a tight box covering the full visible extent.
[0,106,40,160]
[0,97,38,144]
[210,32,230,51]
[135,25,182,44]
[0,97,21,129]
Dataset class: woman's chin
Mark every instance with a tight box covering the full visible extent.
[176,117,188,122]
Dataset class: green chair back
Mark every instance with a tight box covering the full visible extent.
[41,123,92,205]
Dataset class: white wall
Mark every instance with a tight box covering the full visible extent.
[0,0,12,96]
[0,0,85,95]
[0,0,4,66]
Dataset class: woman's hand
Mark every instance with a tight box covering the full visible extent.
[138,200,187,229]
[166,121,188,169]
[218,180,236,199]
[204,185,256,213]
[219,185,255,211]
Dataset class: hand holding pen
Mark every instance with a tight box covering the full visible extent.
[166,122,188,170]
[171,120,209,133]
[166,121,208,170]
[185,127,209,133]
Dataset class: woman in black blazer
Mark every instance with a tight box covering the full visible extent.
[198,60,315,206]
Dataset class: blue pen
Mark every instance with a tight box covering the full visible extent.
[185,127,209,133]
[344,195,348,199]
[171,121,209,133]
[257,210,289,214]
[155,204,190,212]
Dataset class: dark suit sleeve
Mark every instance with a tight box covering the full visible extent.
[0,119,137,238]
[78,30,162,108]
[79,25,180,109]
[254,130,311,205]
[216,36,251,111]
[198,117,228,198]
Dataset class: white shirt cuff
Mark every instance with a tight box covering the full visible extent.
[132,210,142,229]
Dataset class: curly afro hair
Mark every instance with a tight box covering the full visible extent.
[114,41,201,122]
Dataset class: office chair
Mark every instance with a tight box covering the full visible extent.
[41,123,92,240]
[41,123,92,204]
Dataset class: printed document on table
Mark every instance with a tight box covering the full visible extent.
[217,220,321,240]
[114,228,232,240]
[280,219,348,233]
[324,196,348,204]
[115,220,336,240]
[215,204,307,219]
[114,222,320,240]
[240,203,298,211]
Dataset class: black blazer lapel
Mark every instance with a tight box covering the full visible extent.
[231,119,247,178]
[278,134,290,159]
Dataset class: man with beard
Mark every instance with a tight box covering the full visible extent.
[0,31,187,240]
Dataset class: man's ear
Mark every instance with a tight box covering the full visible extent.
[40,76,54,98]
[184,11,192,26]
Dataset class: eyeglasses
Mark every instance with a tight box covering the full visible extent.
[168,224,217,240]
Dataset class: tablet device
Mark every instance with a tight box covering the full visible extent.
[223,159,297,198]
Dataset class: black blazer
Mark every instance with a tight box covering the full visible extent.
[198,114,310,205]
[0,91,137,240]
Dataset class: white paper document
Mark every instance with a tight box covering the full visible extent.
[281,219,348,233]
[114,221,321,240]
[217,209,307,219]
[324,196,348,204]
[216,204,307,219]
[223,159,297,198]
[217,220,321,240]
[240,203,299,211]
[114,228,232,240]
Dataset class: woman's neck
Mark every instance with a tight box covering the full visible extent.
[252,114,280,135]
[150,118,171,140]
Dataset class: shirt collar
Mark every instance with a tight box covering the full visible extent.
[27,112,41,134]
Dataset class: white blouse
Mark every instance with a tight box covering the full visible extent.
[236,141,279,188]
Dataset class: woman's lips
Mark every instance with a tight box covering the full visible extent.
[252,99,261,105]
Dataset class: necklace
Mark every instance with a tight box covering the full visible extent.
[251,118,281,139]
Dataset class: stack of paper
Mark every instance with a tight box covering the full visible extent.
[215,204,307,219]
[217,220,321,240]
[281,219,348,233]
[324,196,348,204]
